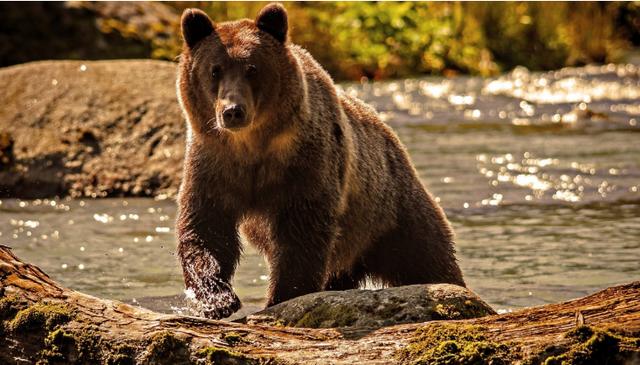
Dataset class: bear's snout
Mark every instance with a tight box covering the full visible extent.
[221,104,248,129]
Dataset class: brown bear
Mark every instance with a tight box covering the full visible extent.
[175,3,465,319]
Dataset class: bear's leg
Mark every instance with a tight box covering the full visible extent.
[266,245,330,306]
[176,199,242,319]
[324,262,366,291]
[364,223,465,288]
[265,205,336,307]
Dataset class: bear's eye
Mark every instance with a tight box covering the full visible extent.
[211,65,222,80]
[246,64,257,78]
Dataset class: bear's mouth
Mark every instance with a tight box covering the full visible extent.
[218,120,251,131]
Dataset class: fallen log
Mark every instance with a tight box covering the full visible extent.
[0,245,638,364]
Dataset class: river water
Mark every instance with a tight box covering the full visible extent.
[2,64,639,316]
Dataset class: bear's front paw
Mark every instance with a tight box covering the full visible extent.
[201,287,241,319]
[188,277,241,319]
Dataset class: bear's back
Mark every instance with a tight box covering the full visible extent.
[290,45,423,257]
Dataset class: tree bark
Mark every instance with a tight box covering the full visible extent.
[0,244,638,364]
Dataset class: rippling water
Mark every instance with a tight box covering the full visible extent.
[2,64,639,316]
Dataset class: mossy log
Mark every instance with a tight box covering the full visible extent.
[1,245,639,364]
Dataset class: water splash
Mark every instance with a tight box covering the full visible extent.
[181,248,241,318]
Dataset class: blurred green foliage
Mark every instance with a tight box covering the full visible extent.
[1,2,639,80]
[291,2,497,78]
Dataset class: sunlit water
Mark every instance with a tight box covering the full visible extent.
[2,64,639,317]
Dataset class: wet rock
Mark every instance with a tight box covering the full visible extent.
[0,60,184,198]
[241,284,495,330]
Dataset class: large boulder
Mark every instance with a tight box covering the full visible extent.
[0,60,184,198]
[241,284,495,330]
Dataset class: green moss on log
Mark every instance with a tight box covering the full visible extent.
[104,342,137,365]
[34,326,104,364]
[39,329,71,363]
[399,323,640,365]
[0,295,26,334]
[38,329,79,364]
[294,303,359,328]
[397,324,517,365]
[222,331,247,346]
[0,295,27,320]
[538,326,640,365]
[10,302,72,332]
[143,331,192,365]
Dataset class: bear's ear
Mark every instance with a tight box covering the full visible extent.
[256,3,288,43]
[181,9,214,48]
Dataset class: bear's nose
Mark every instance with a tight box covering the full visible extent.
[222,104,247,128]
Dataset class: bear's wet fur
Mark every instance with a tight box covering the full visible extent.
[176,3,465,319]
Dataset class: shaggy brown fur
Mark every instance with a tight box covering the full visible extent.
[176,4,465,319]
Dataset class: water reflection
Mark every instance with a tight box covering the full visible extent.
[1,198,184,301]
[341,63,640,133]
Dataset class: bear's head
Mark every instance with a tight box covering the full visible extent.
[177,3,305,137]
